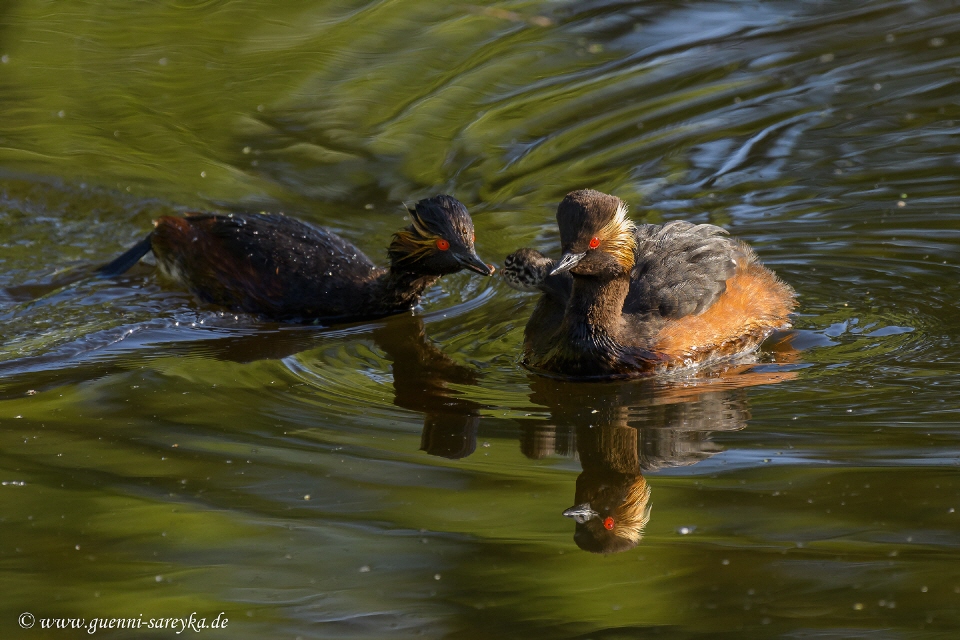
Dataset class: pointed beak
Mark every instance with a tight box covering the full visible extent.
[562,503,599,524]
[455,251,495,276]
[549,252,586,276]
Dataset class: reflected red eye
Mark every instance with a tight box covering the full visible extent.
[603,517,615,530]
[589,237,601,249]
[436,238,450,251]
[471,232,476,244]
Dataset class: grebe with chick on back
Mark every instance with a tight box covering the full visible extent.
[502,189,795,379]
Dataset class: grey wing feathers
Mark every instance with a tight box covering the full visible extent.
[627,221,746,318]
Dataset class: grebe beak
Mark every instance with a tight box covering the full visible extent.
[562,503,599,524]
[455,251,495,276]
[550,251,585,275]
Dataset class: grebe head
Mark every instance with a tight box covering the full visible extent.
[389,195,493,277]
[501,248,554,292]
[550,189,636,278]
[563,473,651,554]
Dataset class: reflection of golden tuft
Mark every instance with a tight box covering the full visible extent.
[570,425,653,554]
[613,475,652,546]
[571,472,652,554]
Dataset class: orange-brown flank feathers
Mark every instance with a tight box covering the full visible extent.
[654,246,796,365]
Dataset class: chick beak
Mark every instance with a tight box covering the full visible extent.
[550,252,586,276]
[562,503,599,524]
[455,251,495,276]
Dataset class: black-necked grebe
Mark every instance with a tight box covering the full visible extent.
[502,189,795,378]
[100,195,494,322]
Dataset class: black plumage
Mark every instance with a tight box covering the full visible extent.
[99,195,493,323]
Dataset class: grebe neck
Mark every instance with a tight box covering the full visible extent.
[564,273,631,340]
[372,268,440,310]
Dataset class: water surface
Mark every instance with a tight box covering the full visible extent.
[2,0,960,637]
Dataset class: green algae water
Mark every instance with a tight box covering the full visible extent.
[2,1,960,637]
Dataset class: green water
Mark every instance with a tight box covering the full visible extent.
[2,0,960,637]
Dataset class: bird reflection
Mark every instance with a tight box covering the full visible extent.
[173,306,797,554]
[180,311,485,459]
[372,314,482,460]
[374,320,800,553]
[523,349,798,554]
[563,423,652,554]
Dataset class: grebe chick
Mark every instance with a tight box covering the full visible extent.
[99,195,494,323]
[502,247,571,301]
[503,189,795,379]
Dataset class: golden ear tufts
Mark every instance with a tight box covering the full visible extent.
[599,199,637,268]
[390,227,440,266]
[613,475,652,543]
[409,210,435,239]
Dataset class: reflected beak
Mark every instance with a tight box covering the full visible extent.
[549,252,586,276]
[455,251,495,276]
[562,503,599,524]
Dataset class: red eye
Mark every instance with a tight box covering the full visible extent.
[436,238,450,251]
[471,233,476,244]
[589,237,601,249]
[603,517,615,530]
